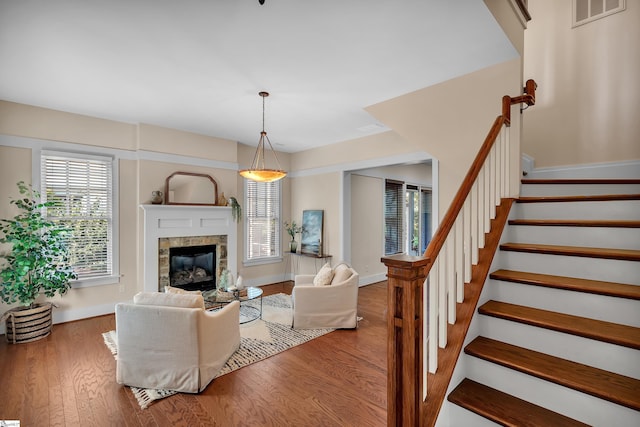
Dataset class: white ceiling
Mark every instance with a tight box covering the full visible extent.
[0,0,517,153]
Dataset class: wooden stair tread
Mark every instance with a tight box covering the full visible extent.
[448,378,591,427]
[508,219,640,228]
[521,179,640,185]
[517,194,640,203]
[478,300,640,349]
[500,242,640,261]
[490,269,640,300]
[465,337,640,411]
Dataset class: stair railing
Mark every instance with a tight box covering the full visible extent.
[382,80,536,427]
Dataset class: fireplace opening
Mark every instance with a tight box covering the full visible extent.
[169,244,216,291]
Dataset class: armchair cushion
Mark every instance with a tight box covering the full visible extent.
[165,285,202,296]
[133,291,205,309]
[313,262,334,286]
[331,262,353,285]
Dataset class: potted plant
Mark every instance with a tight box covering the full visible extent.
[0,181,77,343]
[228,197,242,223]
[283,220,303,253]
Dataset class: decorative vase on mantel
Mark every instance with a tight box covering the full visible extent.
[289,240,298,253]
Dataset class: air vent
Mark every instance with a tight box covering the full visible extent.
[573,0,626,27]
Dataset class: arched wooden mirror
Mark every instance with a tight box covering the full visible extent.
[164,172,218,206]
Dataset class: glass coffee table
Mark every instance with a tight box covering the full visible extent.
[203,286,263,324]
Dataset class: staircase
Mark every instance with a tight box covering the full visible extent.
[445,179,640,426]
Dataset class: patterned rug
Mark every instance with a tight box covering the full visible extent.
[103,293,335,409]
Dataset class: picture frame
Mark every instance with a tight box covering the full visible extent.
[301,210,324,255]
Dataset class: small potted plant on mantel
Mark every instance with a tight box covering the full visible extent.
[0,181,77,344]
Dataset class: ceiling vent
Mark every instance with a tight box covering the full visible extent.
[573,0,626,27]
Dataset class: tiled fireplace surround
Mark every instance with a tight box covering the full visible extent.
[141,205,237,293]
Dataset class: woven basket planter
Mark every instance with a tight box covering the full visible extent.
[2,302,53,344]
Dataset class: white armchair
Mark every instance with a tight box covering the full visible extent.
[292,262,359,329]
[115,292,240,393]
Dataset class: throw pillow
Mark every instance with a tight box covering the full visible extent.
[133,291,205,309]
[165,285,202,296]
[313,262,334,286]
[331,262,353,285]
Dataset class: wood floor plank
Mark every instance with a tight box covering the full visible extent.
[490,269,640,300]
[0,281,388,426]
[465,337,640,411]
[448,378,591,427]
[479,300,640,349]
[500,242,640,261]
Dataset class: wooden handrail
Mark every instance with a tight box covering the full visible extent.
[382,79,537,427]
[424,115,506,264]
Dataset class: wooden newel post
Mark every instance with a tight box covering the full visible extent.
[381,254,430,427]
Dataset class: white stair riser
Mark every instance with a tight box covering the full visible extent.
[520,183,640,197]
[513,200,640,220]
[442,404,501,427]
[488,279,640,327]
[478,315,640,378]
[497,251,640,285]
[465,356,640,427]
[504,225,640,250]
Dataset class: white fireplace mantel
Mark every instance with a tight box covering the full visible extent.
[141,204,237,292]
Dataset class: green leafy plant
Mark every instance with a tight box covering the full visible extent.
[228,197,242,223]
[283,220,303,240]
[0,181,77,308]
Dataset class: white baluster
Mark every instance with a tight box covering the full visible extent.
[438,255,447,348]
[470,180,479,265]
[446,235,456,324]
[463,198,472,283]
[428,266,438,374]
[477,168,485,249]
[455,216,464,302]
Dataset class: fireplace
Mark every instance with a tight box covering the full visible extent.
[169,244,215,291]
[158,234,227,292]
[141,205,237,293]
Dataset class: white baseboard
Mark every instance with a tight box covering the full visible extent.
[0,302,117,336]
[358,272,387,286]
[523,157,640,179]
[0,272,388,336]
[521,153,535,176]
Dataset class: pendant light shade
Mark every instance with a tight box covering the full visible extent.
[239,92,287,182]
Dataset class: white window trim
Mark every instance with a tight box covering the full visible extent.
[243,178,282,267]
[34,148,120,288]
[572,0,626,28]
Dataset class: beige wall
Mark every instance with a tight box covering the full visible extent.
[290,173,341,271]
[350,174,383,278]
[291,130,417,172]
[0,101,247,323]
[522,0,640,168]
[0,100,136,149]
[368,58,523,218]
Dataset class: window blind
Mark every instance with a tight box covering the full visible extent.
[384,179,403,255]
[41,152,113,280]
[245,179,281,261]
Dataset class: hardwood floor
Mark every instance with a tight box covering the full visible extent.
[0,282,388,426]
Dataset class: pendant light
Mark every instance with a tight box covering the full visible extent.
[239,91,287,182]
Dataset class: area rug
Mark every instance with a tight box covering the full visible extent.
[103,293,335,409]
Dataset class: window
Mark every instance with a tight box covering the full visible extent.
[573,0,625,27]
[41,151,117,285]
[384,179,432,257]
[244,179,281,264]
[384,179,403,255]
